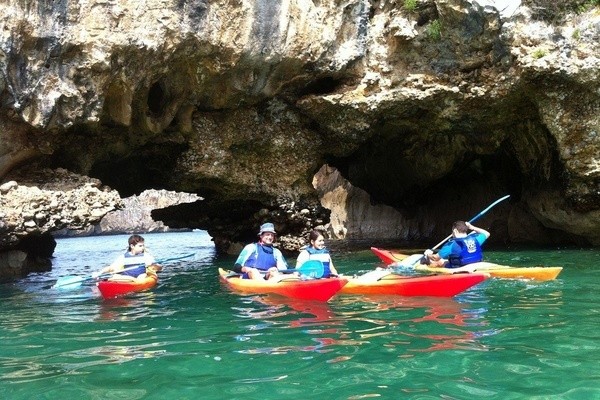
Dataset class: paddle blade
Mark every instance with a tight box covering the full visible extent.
[392,253,424,269]
[52,275,87,289]
[298,260,325,278]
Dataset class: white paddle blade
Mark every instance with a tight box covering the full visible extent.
[392,253,424,269]
[52,276,86,289]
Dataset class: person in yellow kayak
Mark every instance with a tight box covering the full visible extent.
[296,229,339,277]
[233,222,288,280]
[93,234,161,281]
[422,221,490,268]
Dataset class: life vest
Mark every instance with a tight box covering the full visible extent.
[244,244,278,272]
[305,247,332,277]
[447,234,483,267]
[119,252,148,277]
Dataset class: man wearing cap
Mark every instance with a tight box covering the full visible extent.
[233,222,289,279]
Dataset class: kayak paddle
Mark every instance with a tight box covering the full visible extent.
[394,253,427,269]
[52,264,141,289]
[396,194,511,269]
[52,253,195,289]
[225,260,326,279]
[429,194,511,251]
[281,260,325,278]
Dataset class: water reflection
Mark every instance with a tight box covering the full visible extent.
[230,295,350,354]
[334,295,493,354]
[225,293,496,356]
[94,291,163,321]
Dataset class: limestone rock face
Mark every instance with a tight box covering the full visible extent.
[0,167,122,281]
[0,0,599,267]
[0,167,122,246]
[54,189,201,236]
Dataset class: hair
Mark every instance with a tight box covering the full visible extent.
[127,234,145,250]
[308,229,325,243]
[452,221,469,234]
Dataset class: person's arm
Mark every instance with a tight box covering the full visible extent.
[232,261,247,274]
[423,242,452,260]
[274,249,288,270]
[143,252,156,265]
[466,222,490,240]
[143,253,162,272]
[92,255,123,277]
[328,256,339,276]
[437,242,453,260]
[296,250,309,268]
[233,245,253,273]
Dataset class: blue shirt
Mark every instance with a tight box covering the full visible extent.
[438,232,487,260]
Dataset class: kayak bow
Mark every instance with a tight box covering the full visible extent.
[97,275,158,299]
[370,247,409,265]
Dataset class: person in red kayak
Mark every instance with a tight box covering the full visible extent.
[296,229,339,277]
[93,234,161,282]
[422,221,490,268]
[233,222,289,280]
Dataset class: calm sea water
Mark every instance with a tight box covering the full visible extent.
[1,231,599,399]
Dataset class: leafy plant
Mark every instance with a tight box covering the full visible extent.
[404,0,417,12]
[532,48,547,59]
[427,19,442,41]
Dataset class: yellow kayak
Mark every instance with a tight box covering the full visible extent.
[371,247,563,281]
[415,262,563,281]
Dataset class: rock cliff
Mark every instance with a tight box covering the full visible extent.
[0,166,122,281]
[1,1,599,278]
[53,189,201,236]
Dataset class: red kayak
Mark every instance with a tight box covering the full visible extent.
[370,246,409,265]
[219,268,348,302]
[341,271,487,297]
[97,275,158,299]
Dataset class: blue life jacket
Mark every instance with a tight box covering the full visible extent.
[447,235,483,267]
[119,252,148,277]
[243,244,277,273]
[305,247,332,277]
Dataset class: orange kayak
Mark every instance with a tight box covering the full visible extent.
[341,272,487,297]
[218,268,348,302]
[97,275,158,299]
[370,247,563,281]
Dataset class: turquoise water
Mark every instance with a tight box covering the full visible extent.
[1,231,599,399]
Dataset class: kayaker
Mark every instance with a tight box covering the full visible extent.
[296,229,339,277]
[93,234,162,282]
[422,221,490,268]
[233,222,288,280]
